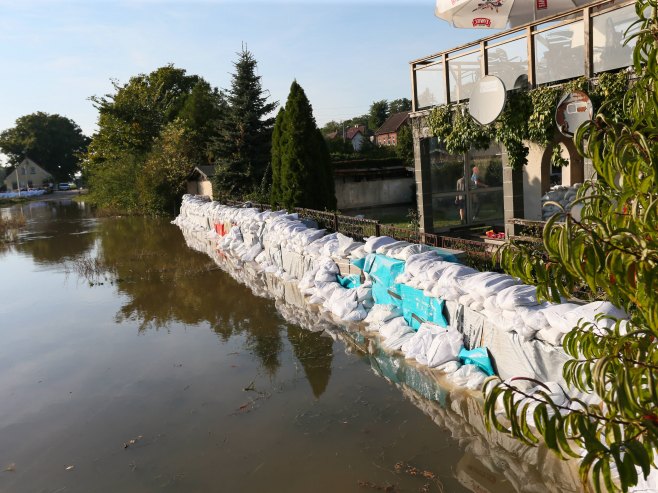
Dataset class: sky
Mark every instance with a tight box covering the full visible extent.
[0,0,485,140]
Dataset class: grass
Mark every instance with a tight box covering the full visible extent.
[0,197,29,206]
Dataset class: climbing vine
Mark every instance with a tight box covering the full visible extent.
[426,72,631,171]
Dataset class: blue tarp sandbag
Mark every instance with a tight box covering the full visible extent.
[351,257,366,270]
[458,347,495,376]
[399,284,448,330]
[362,254,406,306]
[337,274,361,289]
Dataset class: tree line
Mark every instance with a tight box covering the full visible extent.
[0,48,337,212]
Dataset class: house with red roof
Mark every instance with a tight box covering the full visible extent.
[374,111,409,147]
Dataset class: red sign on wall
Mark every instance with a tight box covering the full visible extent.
[537,0,548,9]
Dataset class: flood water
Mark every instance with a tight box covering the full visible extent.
[0,198,583,493]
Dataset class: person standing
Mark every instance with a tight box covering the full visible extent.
[455,177,465,224]
[470,166,488,220]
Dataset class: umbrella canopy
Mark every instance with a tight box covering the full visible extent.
[435,0,590,29]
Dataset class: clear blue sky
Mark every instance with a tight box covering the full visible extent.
[0,0,484,138]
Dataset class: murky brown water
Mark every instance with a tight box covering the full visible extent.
[0,198,583,493]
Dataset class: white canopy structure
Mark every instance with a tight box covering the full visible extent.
[435,0,594,29]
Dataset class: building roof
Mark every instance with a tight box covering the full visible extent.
[375,112,410,136]
[345,125,366,141]
[325,130,339,140]
[3,157,53,182]
[188,165,216,180]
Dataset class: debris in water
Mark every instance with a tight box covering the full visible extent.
[243,381,256,392]
[123,435,144,449]
[4,463,16,472]
[65,465,75,471]
[357,480,399,492]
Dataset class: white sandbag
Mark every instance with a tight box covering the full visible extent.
[383,328,415,351]
[339,304,368,322]
[436,360,461,374]
[426,327,464,368]
[364,304,403,325]
[542,303,580,333]
[336,233,362,257]
[376,240,410,255]
[349,245,367,260]
[448,364,488,390]
[364,236,396,253]
[564,300,627,331]
[379,317,410,339]
[495,284,539,310]
[462,272,520,300]
[401,323,441,365]
[395,272,413,284]
[241,244,263,262]
[395,243,433,261]
[517,303,551,332]
[536,327,564,346]
[434,264,478,291]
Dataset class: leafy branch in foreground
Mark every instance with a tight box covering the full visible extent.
[484,2,658,492]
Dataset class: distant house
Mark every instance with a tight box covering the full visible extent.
[186,165,215,198]
[375,112,410,147]
[326,125,367,152]
[3,158,53,191]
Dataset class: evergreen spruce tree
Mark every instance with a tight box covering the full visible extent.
[212,47,277,200]
[276,81,336,210]
[269,108,286,207]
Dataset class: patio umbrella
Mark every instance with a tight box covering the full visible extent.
[435,0,587,29]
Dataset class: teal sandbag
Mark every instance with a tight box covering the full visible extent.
[337,274,361,289]
[458,347,495,376]
[351,257,366,270]
[362,254,405,306]
[398,284,448,330]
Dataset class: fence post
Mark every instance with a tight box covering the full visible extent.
[333,212,339,232]
[375,221,381,237]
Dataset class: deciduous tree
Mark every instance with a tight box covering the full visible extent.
[484,4,658,491]
[0,112,89,181]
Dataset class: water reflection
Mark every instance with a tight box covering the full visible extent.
[11,200,97,264]
[179,225,583,493]
[0,200,583,492]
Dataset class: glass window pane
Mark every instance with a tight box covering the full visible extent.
[487,38,528,91]
[415,64,445,109]
[448,52,481,103]
[431,195,463,230]
[469,143,504,188]
[428,140,464,194]
[534,21,584,84]
[593,5,637,73]
[470,189,504,222]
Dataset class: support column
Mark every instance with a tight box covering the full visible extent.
[502,150,524,238]
[412,116,433,233]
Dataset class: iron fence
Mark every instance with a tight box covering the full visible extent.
[220,199,499,268]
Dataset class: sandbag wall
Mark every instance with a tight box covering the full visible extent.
[174,195,628,394]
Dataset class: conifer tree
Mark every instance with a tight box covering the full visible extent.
[269,108,286,207]
[276,81,336,210]
[212,47,277,199]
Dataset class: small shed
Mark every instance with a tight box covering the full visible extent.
[187,165,215,198]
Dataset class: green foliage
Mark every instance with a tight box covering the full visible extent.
[484,4,658,491]
[395,124,414,165]
[211,47,278,200]
[368,99,389,131]
[269,108,286,207]
[137,121,200,214]
[272,81,336,210]
[389,98,412,113]
[85,64,222,214]
[0,112,89,181]
[426,74,630,171]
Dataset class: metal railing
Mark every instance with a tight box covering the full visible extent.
[224,199,500,269]
[410,0,636,111]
